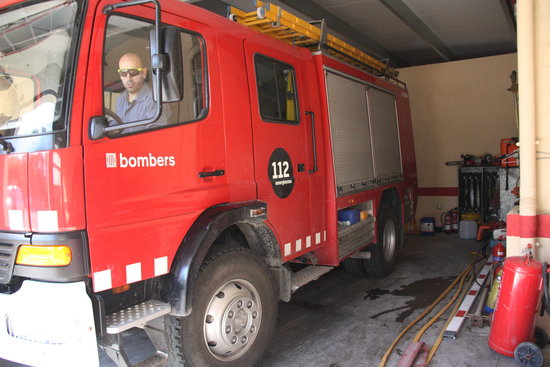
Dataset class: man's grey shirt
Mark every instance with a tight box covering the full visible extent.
[115,83,168,133]
[116,83,156,122]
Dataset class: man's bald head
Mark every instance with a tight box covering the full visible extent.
[118,52,148,99]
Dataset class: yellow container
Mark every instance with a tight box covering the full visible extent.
[460,212,481,224]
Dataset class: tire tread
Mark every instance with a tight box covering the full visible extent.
[364,202,401,277]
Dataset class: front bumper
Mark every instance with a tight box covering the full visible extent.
[0,280,99,367]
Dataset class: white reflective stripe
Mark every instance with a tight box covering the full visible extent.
[283,230,326,257]
[8,210,24,231]
[126,262,142,284]
[284,243,292,256]
[445,257,492,337]
[36,210,59,231]
[296,239,302,252]
[93,269,112,292]
[154,256,168,276]
[0,281,99,367]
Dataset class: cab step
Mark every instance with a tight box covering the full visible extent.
[106,300,171,334]
[291,265,334,291]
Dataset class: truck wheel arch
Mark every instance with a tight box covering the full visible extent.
[168,201,282,317]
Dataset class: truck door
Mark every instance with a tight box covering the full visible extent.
[81,6,226,292]
[244,42,324,261]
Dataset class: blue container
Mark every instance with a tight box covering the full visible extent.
[420,217,435,236]
[338,209,360,225]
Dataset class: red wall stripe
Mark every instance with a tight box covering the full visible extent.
[417,187,459,196]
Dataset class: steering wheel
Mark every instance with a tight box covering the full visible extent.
[104,108,123,125]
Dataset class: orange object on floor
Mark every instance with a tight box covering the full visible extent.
[477,224,492,241]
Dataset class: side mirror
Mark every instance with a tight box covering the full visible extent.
[89,116,108,140]
[150,26,183,103]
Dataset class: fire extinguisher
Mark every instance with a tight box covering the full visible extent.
[492,238,506,262]
[441,211,452,234]
[488,253,549,366]
[484,266,503,314]
[451,209,459,233]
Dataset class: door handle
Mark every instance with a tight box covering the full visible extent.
[305,111,318,174]
[199,169,225,178]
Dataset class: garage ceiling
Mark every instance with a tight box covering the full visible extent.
[189,0,517,68]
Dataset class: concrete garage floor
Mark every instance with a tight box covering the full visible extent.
[261,233,522,367]
[2,234,550,366]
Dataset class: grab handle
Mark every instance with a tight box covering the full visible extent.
[306,111,318,174]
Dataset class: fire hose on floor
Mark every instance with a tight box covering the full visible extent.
[378,254,484,367]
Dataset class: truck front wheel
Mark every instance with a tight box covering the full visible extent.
[168,247,277,367]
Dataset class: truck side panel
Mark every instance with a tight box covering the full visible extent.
[326,70,375,196]
[368,86,403,181]
[312,54,417,265]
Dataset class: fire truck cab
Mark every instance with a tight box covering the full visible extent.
[0,0,416,366]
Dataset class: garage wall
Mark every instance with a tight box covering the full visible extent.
[398,53,518,227]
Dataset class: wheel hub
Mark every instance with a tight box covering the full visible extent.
[383,219,396,261]
[204,279,261,361]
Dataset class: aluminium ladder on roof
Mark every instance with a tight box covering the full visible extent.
[228,0,399,81]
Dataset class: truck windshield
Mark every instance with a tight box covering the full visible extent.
[0,0,79,138]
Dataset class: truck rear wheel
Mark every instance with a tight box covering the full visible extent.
[364,203,400,277]
[167,247,277,367]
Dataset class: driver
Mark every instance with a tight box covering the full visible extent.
[114,52,167,132]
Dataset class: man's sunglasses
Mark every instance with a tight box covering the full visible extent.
[118,68,144,77]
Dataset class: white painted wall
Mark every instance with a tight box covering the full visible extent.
[398,53,519,226]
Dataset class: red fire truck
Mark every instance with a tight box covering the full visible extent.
[0,0,416,365]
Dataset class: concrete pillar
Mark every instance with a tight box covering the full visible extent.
[534,0,550,260]
[507,0,550,261]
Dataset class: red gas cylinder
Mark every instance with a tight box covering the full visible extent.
[488,256,543,357]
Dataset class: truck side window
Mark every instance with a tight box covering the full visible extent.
[103,15,206,134]
[254,55,299,124]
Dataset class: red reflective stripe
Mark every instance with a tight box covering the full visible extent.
[507,214,550,238]
[538,215,550,238]
[456,310,467,318]
[520,215,537,238]
[507,213,520,236]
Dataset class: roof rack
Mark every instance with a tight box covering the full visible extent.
[228,1,399,81]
